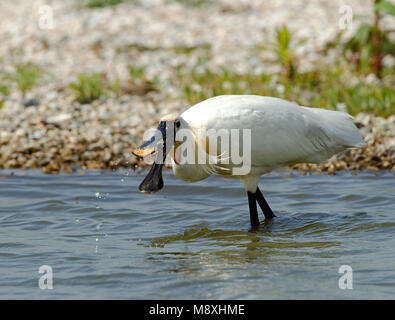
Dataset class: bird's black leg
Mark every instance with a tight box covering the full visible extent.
[256,187,276,219]
[247,192,260,226]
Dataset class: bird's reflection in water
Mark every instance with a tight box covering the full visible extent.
[146,217,340,282]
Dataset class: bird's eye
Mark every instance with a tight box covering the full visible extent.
[175,119,181,128]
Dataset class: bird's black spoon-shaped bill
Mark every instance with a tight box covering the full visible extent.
[132,121,174,194]
[138,162,164,194]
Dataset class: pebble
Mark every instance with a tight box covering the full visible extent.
[22,98,39,107]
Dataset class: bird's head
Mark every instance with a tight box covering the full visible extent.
[132,114,183,194]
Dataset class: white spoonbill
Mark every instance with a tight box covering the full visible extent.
[133,95,366,227]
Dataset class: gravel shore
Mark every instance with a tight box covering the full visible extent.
[0,0,393,173]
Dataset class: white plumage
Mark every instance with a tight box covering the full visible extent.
[172,95,365,192]
[135,95,366,226]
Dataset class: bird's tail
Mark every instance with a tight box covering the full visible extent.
[301,107,366,148]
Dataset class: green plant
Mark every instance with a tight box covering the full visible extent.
[168,0,213,8]
[262,25,306,79]
[170,59,394,117]
[120,65,157,95]
[6,62,42,97]
[69,68,155,103]
[69,73,107,104]
[128,66,147,80]
[80,0,124,8]
[375,0,395,16]
[343,0,395,77]
[0,82,9,97]
[0,82,8,108]
[116,43,211,55]
[173,65,275,104]
[111,78,121,97]
[170,44,211,55]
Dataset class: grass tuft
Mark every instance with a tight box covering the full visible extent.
[69,73,107,104]
[79,0,124,8]
[168,0,213,8]
[5,62,42,98]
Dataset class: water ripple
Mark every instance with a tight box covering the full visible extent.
[0,170,394,299]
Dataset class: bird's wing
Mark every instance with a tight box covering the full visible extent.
[182,95,365,167]
[245,105,343,166]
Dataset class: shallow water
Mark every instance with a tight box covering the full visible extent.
[0,169,394,299]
